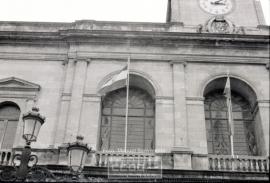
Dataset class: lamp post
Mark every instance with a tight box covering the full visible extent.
[0,107,92,182]
[67,135,91,180]
[13,107,45,181]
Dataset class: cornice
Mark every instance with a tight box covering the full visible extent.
[67,51,269,65]
[0,51,268,66]
[0,29,269,45]
[59,29,269,43]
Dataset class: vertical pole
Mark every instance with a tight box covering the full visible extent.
[124,56,130,152]
[226,75,234,157]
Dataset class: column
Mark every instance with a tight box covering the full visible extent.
[64,59,88,143]
[54,59,75,145]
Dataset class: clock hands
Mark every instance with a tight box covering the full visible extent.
[211,0,226,5]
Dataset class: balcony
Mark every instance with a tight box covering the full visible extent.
[1,148,269,182]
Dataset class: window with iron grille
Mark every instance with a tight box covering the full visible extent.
[204,91,257,156]
[100,87,155,151]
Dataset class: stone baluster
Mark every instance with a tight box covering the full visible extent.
[217,157,221,170]
[136,154,140,168]
[231,157,236,171]
[90,152,97,167]
[98,153,103,167]
[209,157,213,170]
[104,153,109,166]
[242,158,247,171]
[248,159,253,171]
[225,158,230,170]
[0,151,5,165]
[266,158,269,172]
[252,159,256,172]
[245,158,249,171]
[222,157,225,170]
[148,155,152,168]
[258,159,262,172]
[142,155,146,169]
[239,158,243,171]
[255,159,259,172]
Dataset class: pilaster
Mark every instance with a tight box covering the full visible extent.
[64,59,89,143]
[155,97,174,153]
[54,59,75,145]
[171,61,188,148]
[257,100,269,155]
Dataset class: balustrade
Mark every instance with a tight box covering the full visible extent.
[0,150,13,166]
[95,151,158,168]
[208,155,269,172]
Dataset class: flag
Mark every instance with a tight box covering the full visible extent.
[223,76,234,136]
[98,66,128,95]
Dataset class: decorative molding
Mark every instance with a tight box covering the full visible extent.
[170,60,187,66]
[0,50,267,66]
[0,52,67,61]
[82,94,100,98]
[67,51,268,65]
[192,154,208,158]
[0,77,40,92]
[186,99,205,105]
[171,147,193,154]
[186,97,205,101]
[82,94,101,103]
[257,99,270,104]
[155,96,174,100]
[197,16,245,34]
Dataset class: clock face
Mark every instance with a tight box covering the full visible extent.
[199,0,233,15]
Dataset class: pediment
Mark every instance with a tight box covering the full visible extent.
[0,77,40,91]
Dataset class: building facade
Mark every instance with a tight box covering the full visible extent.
[0,0,269,181]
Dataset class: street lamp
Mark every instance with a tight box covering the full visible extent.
[13,107,45,181]
[67,135,91,179]
[22,107,45,144]
[0,107,93,182]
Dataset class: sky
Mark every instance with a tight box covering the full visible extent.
[0,0,269,24]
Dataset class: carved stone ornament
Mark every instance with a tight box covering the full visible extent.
[196,16,245,34]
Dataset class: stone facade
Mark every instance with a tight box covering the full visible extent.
[0,0,269,181]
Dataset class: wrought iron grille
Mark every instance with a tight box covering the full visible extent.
[204,91,257,156]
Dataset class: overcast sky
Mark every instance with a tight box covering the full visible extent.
[0,0,269,24]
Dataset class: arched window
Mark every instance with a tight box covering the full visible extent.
[0,102,20,149]
[100,87,155,151]
[204,77,258,156]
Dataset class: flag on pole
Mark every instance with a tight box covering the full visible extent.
[223,74,234,156]
[98,66,128,95]
[223,75,234,136]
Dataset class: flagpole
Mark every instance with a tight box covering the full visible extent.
[124,56,130,152]
[226,73,234,157]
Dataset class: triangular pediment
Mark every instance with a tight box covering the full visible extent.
[0,77,40,91]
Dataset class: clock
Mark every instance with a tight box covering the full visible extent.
[199,0,233,15]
